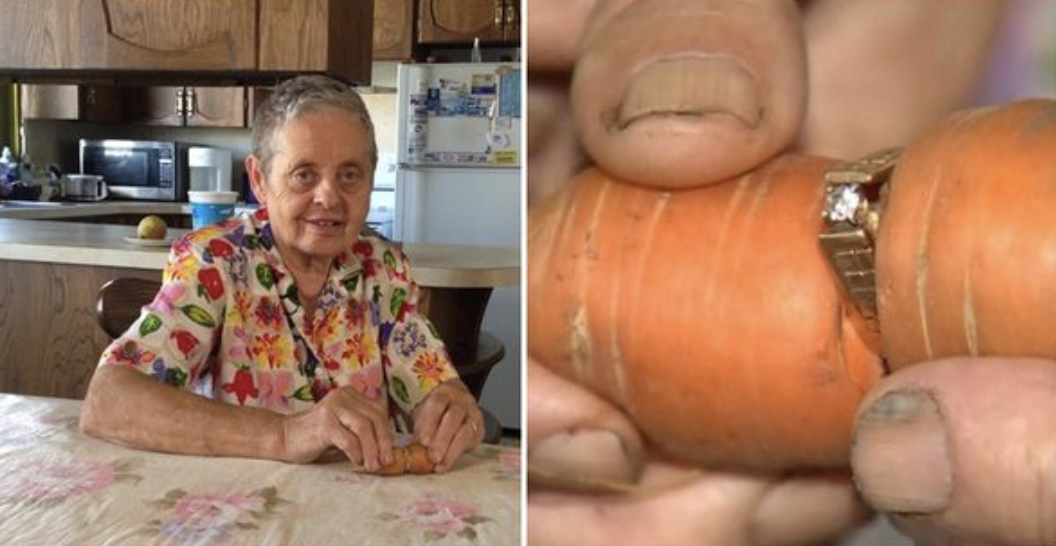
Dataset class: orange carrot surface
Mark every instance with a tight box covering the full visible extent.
[529,99,1056,471]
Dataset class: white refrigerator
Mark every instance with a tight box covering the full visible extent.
[394,62,522,431]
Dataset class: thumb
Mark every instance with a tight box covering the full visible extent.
[527,358,645,492]
[851,357,1055,546]
[571,0,806,189]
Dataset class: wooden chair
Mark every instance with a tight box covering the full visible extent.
[95,277,162,338]
[95,277,505,444]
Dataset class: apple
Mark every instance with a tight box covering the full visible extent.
[137,215,168,240]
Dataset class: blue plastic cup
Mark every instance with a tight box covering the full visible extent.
[189,191,239,230]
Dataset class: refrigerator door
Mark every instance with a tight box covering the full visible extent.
[394,166,520,247]
[397,62,521,168]
[394,165,521,430]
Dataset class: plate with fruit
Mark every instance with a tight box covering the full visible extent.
[125,215,173,247]
[124,236,174,247]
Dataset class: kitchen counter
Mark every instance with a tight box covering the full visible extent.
[0,199,198,219]
[0,216,519,288]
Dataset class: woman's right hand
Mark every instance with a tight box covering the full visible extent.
[528,360,871,545]
[281,386,395,470]
[852,357,1055,546]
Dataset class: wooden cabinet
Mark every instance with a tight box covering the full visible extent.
[373,0,415,60]
[0,0,256,71]
[418,0,519,45]
[21,85,121,123]
[258,0,373,83]
[121,87,247,127]
[21,85,246,127]
[0,259,160,399]
[0,0,373,84]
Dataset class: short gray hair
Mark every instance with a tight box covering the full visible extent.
[251,75,378,178]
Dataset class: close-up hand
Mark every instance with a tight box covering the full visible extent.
[526,1,1049,545]
[529,0,1004,202]
[851,357,1055,546]
[528,359,871,546]
[281,386,395,470]
[413,379,485,472]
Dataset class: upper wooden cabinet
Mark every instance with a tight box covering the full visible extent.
[121,87,247,127]
[0,0,373,84]
[21,84,247,127]
[21,85,121,123]
[373,0,414,60]
[418,0,519,45]
[258,0,372,81]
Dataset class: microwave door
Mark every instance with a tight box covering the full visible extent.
[79,140,180,201]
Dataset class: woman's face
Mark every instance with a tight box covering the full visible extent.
[248,111,374,268]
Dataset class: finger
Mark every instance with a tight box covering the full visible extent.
[527,359,645,492]
[426,402,469,465]
[434,417,482,473]
[750,470,873,546]
[527,78,589,207]
[799,0,1006,158]
[530,461,761,545]
[851,357,1056,546]
[328,420,365,468]
[333,394,391,471]
[571,0,806,189]
[526,0,596,73]
[413,381,465,446]
[338,412,383,471]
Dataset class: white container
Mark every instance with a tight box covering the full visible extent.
[188,190,239,230]
[187,147,233,193]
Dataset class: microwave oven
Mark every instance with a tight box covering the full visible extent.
[79,139,188,201]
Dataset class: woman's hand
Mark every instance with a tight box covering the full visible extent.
[413,379,485,473]
[852,357,1055,546]
[528,0,1004,202]
[281,386,395,470]
[528,360,872,545]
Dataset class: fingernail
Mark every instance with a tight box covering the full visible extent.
[617,56,761,130]
[528,429,641,492]
[852,390,951,514]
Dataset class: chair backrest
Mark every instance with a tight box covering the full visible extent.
[96,277,163,338]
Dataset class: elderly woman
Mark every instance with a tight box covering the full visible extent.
[80,75,484,474]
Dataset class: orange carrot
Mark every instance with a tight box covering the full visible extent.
[878,99,1056,368]
[528,99,1056,471]
[373,443,436,476]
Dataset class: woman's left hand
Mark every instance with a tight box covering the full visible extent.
[413,379,485,472]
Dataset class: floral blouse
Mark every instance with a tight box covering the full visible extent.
[99,209,458,431]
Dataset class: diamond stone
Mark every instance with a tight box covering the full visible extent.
[824,184,863,224]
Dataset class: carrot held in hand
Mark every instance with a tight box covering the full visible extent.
[372,443,435,476]
[528,99,1056,471]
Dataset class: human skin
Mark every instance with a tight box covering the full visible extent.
[81,112,484,473]
[528,0,1005,203]
[852,358,1055,546]
[524,1,1053,545]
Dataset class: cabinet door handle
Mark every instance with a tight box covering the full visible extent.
[185,88,196,119]
[505,0,517,25]
[175,88,186,117]
[495,0,504,27]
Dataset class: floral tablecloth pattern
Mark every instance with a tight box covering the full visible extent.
[0,394,521,546]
